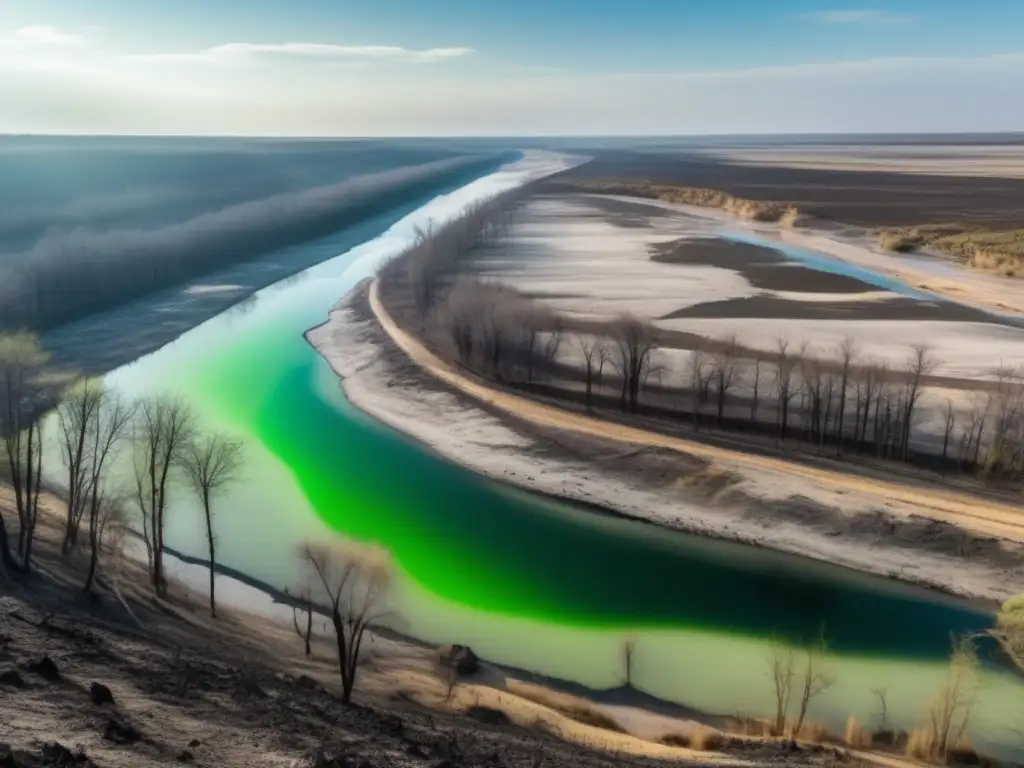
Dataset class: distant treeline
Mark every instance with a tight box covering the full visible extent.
[0,154,510,333]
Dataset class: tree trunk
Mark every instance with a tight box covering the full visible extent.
[584,365,593,408]
[0,515,21,574]
[204,495,217,618]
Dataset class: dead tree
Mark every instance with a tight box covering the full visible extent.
[834,337,858,455]
[773,337,803,443]
[301,540,392,704]
[286,585,315,658]
[81,390,134,593]
[576,334,608,408]
[688,349,711,429]
[793,634,836,737]
[749,356,763,424]
[611,315,656,413]
[900,344,939,461]
[132,396,197,597]
[942,398,957,466]
[711,334,741,427]
[183,433,244,617]
[0,332,49,574]
[55,379,104,554]
[769,640,798,736]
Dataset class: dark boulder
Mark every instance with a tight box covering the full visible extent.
[103,717,141,745]
[466,707,510,726]
[437,644,479,677]
[0,670,25,689]
[26,657,60,682]
[89,682,114,706]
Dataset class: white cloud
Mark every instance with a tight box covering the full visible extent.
[1,28,1021,136]
[805,10,914,24]
[14,25,86,45]
[204,42,473,63]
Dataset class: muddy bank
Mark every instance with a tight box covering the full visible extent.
[307,282,1024,605]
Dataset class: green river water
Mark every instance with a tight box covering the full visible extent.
[67,157,1022,756]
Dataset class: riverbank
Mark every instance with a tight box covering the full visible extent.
[2,491,899,768]
[307,280,1024,605]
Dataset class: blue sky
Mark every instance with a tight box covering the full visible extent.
[2,0,1023,135]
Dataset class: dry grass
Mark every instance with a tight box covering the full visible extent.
[505,680,624,733]
[878,225,1024,277]
[554,180,801,225]
[661,726,728,751]
[845,718,873,749]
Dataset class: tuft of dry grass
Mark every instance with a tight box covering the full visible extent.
[879,224,1024,277]
[844,717,872,749]
[905,728,934,760]
[661,726,726,752]
[504,681,624,733]
[552,180,801,225]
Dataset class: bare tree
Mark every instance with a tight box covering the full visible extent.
[834,337,858,455]
[925,637,978,760]
[711,334,741,427]
[621,636,637,688]
[768,640,798,736]
[132,396,197,596]
[576,335,607,408]
[300,540,392,704]
[55,379,103,554]
[900,344,939,461]
[183,433,244,617]
[286,585,315,658]
[773,337,803,443]
[0,332,50,574]
[793,634,836,737]
[941,398,957,466]
[81,390,134,593]
[611,315,656,413]
[749,356,763,423]
[688,349,712,429]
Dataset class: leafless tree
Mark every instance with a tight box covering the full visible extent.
[941,398,957,466]
[132,396,197,597]
[900,344,939,461]
[300,540,392,704]
[182,433,245,617]
[81,390,134,593]
[622,636,637,688]
[793,634,836,737]
[286,585,315,658]
[925,637,978,760]
[688,349,712,429]
[0,332,50,574]
[55,379,104,554]
[773,337,803,443]
[611,315,656,413]
[872,688,890,733]
[711,334,741,427]
[749,356,763,423]
[768,639,798,736]
[576,334,608,408]
[834,337,858,455]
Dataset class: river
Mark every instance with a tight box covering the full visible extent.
[45,152,1024,757]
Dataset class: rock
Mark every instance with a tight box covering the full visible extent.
[307,750,355,768]
[0,670,25,689]
[177,750,194,763]
[41,743,91,767]
[466,707,510,726]
[0,744,17,768]
[437,644,479,677]
[187,739,201,749]
[296,675,320,691]
[26,656,60,682]
[89,682,114,706]
[103,717,141,745]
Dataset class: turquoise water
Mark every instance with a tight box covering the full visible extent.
[48,155,1023,755]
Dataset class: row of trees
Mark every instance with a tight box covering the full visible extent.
[0,332,243,617]
[0,156,504,333]
[380,185,1024,479]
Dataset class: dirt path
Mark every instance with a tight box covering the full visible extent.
[368,279,1024,544]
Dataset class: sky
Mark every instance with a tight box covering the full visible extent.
[2,0,1023,136]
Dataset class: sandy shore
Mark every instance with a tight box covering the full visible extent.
[307,281,1024,604]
